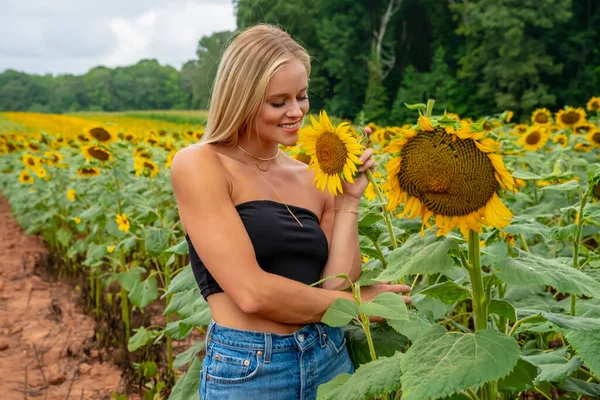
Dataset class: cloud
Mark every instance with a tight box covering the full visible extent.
[0,0,236,75]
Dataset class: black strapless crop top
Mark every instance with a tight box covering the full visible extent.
[186,200,329,299]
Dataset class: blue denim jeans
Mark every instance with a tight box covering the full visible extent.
[199,320,355,400]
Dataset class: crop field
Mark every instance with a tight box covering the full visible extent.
[0,99,599,400]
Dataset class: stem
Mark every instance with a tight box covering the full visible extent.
[508,314,541,337]
[112,165,123,215]
[164,257,173,376]
[518,233,531,253]
[534,387,552,400]
[119,248,131,343]
[361,316,377,362]
[571,188,589,316]
[467,231,487,331]
[373,240,387,267]
[365,169,397,250]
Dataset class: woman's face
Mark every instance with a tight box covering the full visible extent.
[254,60,309,147]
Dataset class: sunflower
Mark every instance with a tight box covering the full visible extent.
[587,96,600,112]
[27,142,40,151]
[536,175,579,187]
[115,214,130,232]
[511,124,528,136]
[82,145,113,163]
[576,123,596,135]
[85,125,118,144]
[19,170,34,184]
[22,154,40,170]
[34,167,47,178]
[165,150,177,169]
[134,157,159,178]
[299,110,363,196]
[67,189,76,201]
[43,151,64,166]
[586,129,600,148]
[73,216,82,224]
[76,167,101,178]
[364,171,384,201]
[555,107,586,128]
[574,142,593,152]
[383,115,515,237]
[552,134,568,148]
[531,108,552,125]
[517,126,550,151]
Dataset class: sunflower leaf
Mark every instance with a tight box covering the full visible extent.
[497,358,538,392]
[488,300,517,322]
[492,251,600,298]
[378,236,458,281]
[316,352,403,400]
[521,349,582,384]
[343,323,409,367]
[419,281,471,305]
[401,328,520,400]
[359,292,409,320]
[322,298,359,327]
[404,103,426,111]
[512,169,543,180]
[564,330,600,376]
[539,180,579,192]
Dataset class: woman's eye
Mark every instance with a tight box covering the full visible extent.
[271,96,308,108]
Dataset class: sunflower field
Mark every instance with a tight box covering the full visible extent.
[1,97,600,400]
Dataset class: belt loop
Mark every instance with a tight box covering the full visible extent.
[315,323,327,348]
[205,320,216,346]
[264,333,272,363]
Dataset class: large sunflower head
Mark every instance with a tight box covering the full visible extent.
[82,145,113,163]
[555,107,586,128]
[586,129,600,148]
[517,125,550,151]
[531,108,552,125]
[587,96,600,112]
[576,123,596,135]
[383,113,515,237]
[299,110,363,196]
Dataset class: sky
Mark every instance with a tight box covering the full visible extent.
[0,0,237,75]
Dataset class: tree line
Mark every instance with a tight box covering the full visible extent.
[0,0,598,124]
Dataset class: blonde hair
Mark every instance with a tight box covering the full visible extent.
[201,24,311,146]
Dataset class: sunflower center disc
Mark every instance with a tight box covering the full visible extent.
[526,131,542,145]
[316,132,349,175]
[561,111,580,125]
[398,128,499,216]
[535,114,549,124]
[89,147,110,161]
[592,132,600,145]
[89,127,111,141]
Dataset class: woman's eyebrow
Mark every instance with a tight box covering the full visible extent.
[266,87,308,99]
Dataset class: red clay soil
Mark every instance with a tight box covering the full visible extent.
[0,194,125,400]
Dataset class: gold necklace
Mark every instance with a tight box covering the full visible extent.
[237,150,303,227]
[236,145,280,172]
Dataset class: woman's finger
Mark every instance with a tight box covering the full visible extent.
[402,295,412,304]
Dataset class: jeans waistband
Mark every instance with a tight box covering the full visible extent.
[206,321,333,362]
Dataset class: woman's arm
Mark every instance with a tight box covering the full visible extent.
[171,145,408,325]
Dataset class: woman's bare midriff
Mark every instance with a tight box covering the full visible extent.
[207,292,305,334]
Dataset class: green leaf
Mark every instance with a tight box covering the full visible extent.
[358,212,383,227]
[117,268,143,292]
[317,352,403,400]
[419,281,471,305]
[56,228,72,247]
[548,224,578,241]
[128,276,158,309]
[558,378,600,397]
[492,252,600,298]
[165,239,189,255]
[387,311,441,342]
[166,320,194,340]
[401,328,520,400]
[128,326,159,352]
[378,237,458,281]
[512,169,543,180]
[310,274,351,288]
[359,293,408,320]
[503,221,549,237]
[518,309,600,331]
[355,268,382,287]
[179,300,212,328]
[488,300,517,323]
[144,227,169,255]
[498,358,538,392]
[168,357,202,400]
[521,348,582,384]
[163,288,200,318]
[163,265,197,297]
[344,324,409,367]
[118,236,137,251]
[83,242,107,267]
[174,340,205,369]
[539,180,579,192]
[135,361,157,379]
[404,103,426,111]
[321,298,359,327]
[564,330,600,376]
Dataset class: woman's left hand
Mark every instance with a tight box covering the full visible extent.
[340,147,375,200]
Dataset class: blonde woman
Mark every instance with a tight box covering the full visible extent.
[170,24,411,400]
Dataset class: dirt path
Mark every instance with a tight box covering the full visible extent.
[0,194,124,400]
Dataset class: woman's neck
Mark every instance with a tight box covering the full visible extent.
[236,135,279,160]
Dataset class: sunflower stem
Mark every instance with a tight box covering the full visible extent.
[571,187,589,316]
[365,169,397,250]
